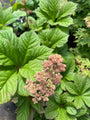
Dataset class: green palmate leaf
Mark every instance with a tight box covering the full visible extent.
[82,90,90,107]
[19,31,40,65]
[35,8,50,20]
[39,0,60,21]
[57,2,77,20]
[0,29,18,48]
[66,82,79,95]
[66,107,77,115]
[4,9,26,25]
[12,3,24,11]
[66,74,90,108]
[63,52,75,80]
[49,16,73,27]
[56,16,73,27]
[54,88,63,104]
[27,46,53,60]
[76,105,87,117]
[0,3,26,28]
[74,97,84,110]
[55,108,76,120]
[16,98,30,120]
[45,99,59,119]
[19,59,43,79]
[0,36,19,66]
[35,0,77,27]
[28,17,46,32]
[19,30,53,65]
[31,101,41,112]
[39,28,68,48]
[0,71,17,104]
[45,95,77,120]
[17,74,31,96]
[0,3,3,25]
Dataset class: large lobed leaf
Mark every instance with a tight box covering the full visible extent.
[0,71,17,104]
[0,26,53,106]
[45,94,77,120]
[35,0,77,27]
[66,74,90,108]
[19,30,53,65]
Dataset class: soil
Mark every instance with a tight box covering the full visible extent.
[1,0,16,7]
[0,102,16,120]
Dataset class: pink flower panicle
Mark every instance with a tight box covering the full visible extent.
[24,54,66,104]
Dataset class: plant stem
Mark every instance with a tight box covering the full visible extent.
[28,107,35,120]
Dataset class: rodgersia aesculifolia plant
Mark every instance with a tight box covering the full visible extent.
[24,54,66,104]
[0,0,90,120]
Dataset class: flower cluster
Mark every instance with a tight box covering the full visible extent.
[24,54,66,104]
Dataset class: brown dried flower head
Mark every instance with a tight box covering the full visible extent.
[24,54,66,104]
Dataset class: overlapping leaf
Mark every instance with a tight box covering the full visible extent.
[0,3,26,28]
[19,30,53,65]
[66,74,90,108]
[45,94,77,120]
[35,0,77,27]
[39,28,69,48]
[0,71,17,104]
[19,59,43,79]
[17,74,31,96]
[0,36,19,66]
[0,29,19,48]
[19,31,40,65]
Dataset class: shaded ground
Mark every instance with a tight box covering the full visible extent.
[1,0,16,7]
[0,102,16,120]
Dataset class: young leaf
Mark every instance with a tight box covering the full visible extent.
[0,71,17,104]
[39,28,69,48]
[17,74,31,96]
[63,52,75,80]
[45,99,59,119]
[66,74,90,108]
[19,59,43,79]
[16,98,30,120]
[45,95,77,120]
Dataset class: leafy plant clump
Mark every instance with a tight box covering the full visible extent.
[0,0,90,120]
